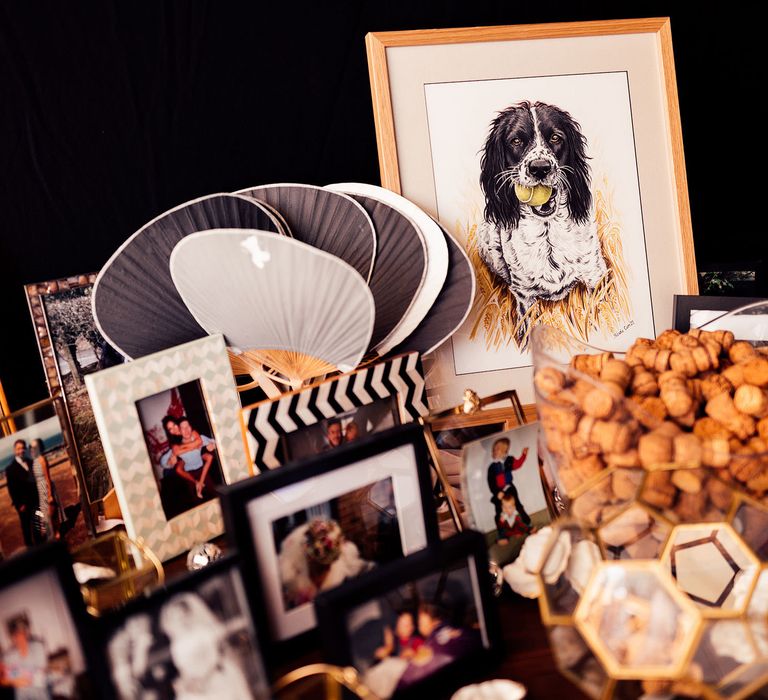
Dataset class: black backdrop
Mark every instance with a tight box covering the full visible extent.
[1,2,764,408]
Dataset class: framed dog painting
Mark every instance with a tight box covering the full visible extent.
[367,18,697,409]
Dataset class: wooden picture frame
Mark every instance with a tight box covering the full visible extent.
[366,18,697,410]
[85,334,250,562]
[25,273,127,504]
[0,378,12,435]
[220,423,439,648]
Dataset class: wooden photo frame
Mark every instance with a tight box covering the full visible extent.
[241,352,429,473]
[85,334,250,562]
[366,18,697,410]
[220,423,439,647]
[25,273,127,504]
[314,531,503,700]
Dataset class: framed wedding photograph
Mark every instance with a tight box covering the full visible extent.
[1,397,91,557]
[367,18,697,409]
[220,423,439,644]
[315,531,502,700]
[461,422,551,566]
[85,334,250,562]
[241,352,429,472]
[0,541,96,699]
[97,554,270,700]
[26,273,127,503]
[672,295,767,334]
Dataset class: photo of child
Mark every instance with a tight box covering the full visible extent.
[462,423,549,565]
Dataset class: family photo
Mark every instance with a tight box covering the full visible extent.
[280,397,400,462]
[0,405,86,558]
[462,422,550,565]
[106,567,269,700]
[0,569,88,699]
[272,476,402,612]
[136,381,223,521]
[346,561,485,699]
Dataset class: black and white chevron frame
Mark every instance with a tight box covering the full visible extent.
[241,352,429,471]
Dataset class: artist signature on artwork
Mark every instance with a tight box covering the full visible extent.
[613,320,635,338]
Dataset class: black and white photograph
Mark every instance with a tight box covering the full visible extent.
[280,397,399,462]
[316,531,502,700]
[0,400,88,557]
[221,423,439,642]
[0,543,92,700]
[103,557,269,700]
[461,423,551,565]
[135,381,224,521]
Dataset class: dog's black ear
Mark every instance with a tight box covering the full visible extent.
[562,114,592,224]
[479,114,520,229]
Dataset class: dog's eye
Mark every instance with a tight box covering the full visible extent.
[550,134,562,144]
[511,137,523,146]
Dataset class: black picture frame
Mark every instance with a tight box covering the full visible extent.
[93,553,270,700]
[220,423,440,655]
[0,540,98,699]
[672,295,766,333]
[314,530,503,700]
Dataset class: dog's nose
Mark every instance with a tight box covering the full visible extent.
[528,159,552,179]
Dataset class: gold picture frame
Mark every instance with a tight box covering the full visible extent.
[366,18,698,411]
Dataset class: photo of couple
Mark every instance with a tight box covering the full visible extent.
[136,381,224,520]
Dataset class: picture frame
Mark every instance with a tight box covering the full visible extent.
[314,530,503,700]
[25,273,127,504]
[0,378,12,435]
[1,396,93,557]
[95,553,270,700]
[672,294,767,334]
[85,334,250,562]
[241,352,429,473]
[0,540,97,699]
[366,18,698,410]
[220,423,439,646]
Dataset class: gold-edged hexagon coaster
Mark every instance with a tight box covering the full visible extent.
[639,468,735,524]
[660,523,761,618]
[547,624,612,700]
[596,503,673,561]
[574,560,702,680]
[730,494,768,562]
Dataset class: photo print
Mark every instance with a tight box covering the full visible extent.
[135,380,224,520]
[271,476,402,612]
[0,400,88,557]
[280,396,399,462]
[104,559,269,700]
[0,549,91,699]
[461,422,550,565]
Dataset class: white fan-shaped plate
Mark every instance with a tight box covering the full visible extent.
[326,183,448,354]
[170,229,375,372]
[390,221,476,356]
[234,183,376,282]
[92,193,283,359]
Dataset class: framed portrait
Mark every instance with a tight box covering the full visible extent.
[96,554,270,700]
[0,541,96,699]
[241,352,429,473]
[461,422,552,566]
[672,295,767,335]
[85,334,250,562]
[26,273,127,503]
[314,531,502,700]
[0,397,92,558]
[220,423,439,644]
[366,18,697,409]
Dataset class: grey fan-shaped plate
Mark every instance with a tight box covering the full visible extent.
[234,184,376,282]
[339,192,427,351]
[92,194,283,359]
[389,221,476,357]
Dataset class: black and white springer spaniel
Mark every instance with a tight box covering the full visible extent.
[477,100,608,345]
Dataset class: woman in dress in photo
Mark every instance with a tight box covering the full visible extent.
[29,439,59,542]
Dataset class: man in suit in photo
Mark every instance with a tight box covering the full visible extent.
[5,439,39,546]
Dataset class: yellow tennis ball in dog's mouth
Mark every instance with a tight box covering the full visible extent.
[514,184,553,207]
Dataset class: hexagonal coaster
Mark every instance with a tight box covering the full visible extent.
[661,523,761,617]
[732,498,768,562]
[640,468,734,524]
[691,620,768,700]
[548,625,611,700]
[748,569,768,621]
[574,561,702,680]
[598,504,673,560]
[538,521,603,624]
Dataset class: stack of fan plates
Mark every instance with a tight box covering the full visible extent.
[92,183,475,387]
